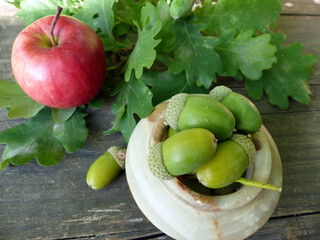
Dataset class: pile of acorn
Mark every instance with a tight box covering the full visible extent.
[147,86,282,194]
[86,85,281,193]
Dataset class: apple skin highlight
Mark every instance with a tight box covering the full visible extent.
[11,15,106,109]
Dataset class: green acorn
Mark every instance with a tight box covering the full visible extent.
[196,133,282,192]
[148,128,217,179]
[196,133,255,189]
[209,86,262,134]
[165,93,235,141]
[168,126,179,138]
[86,146,126,190]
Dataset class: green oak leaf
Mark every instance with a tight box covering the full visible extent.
[88,94,105,109]
[141,0,171,31]
[216,30,277,80]
[105,110,135,144]
[113,22,131,37]
[52,106,88,153]
[195,0,282,35]
[52,107,76,122]
[57,0,82,11]
[16,0,79,26]
[269,32,287,49]
[104,76,153,142]
[5,0,22,9]
[72,1,95,29]
[124,20,162,81]
[140,69,208,106]
[16,0,57,25]
[243,32,287,100]
[113,0,147,26]
[244,77,263,101]
[245,42,318,109]
[73,0,118,51]
[0,107,88,169]
[164,19,223,88]
[0,80,44,119]
[1,159,10,170]
[140,0,173,50]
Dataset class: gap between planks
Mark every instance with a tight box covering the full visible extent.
[270,210,320,220]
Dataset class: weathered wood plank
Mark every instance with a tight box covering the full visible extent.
[105,213,320,239]
[145,214,320,240]
[0,17,23,82]
[0,159,150,239]
[262,111,320,217]
[275,16,320,85]
[281,0,320,15]
[248,214,320,240]
[106,231,173,240]
[276,15,320,51]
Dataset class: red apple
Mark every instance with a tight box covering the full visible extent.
[11,15,106,109]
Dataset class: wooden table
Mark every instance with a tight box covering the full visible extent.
[0,1,319,239]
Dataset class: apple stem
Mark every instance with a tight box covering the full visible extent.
[50,6,63,47]
[236,177,282,192]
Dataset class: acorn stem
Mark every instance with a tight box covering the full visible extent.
[107,146,126,170]
[50,6,63,47]
[117,149,126,160]
[236,177,282,193]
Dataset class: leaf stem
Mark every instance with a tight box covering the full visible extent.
[106,60,127,71]
[115,15,136,27]
[50,6,63,47]
[236,177,282,192]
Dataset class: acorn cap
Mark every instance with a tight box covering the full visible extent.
[209,86,233,102]
[148,142,174,180]
[250,135,263,151]
[165,93,188,130]
[230,133,256,165]
[107,146,126,170]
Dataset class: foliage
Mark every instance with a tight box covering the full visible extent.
[0,80,44,119]
[245,36,318,109]
[1,0,318,168]
[0,107,88,169]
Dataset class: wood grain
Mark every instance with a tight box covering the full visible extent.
[263,111,320,216]
[281,0,320,15]
[0,17,22,82]
[248,214,320,240]
[275,16,320,85]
